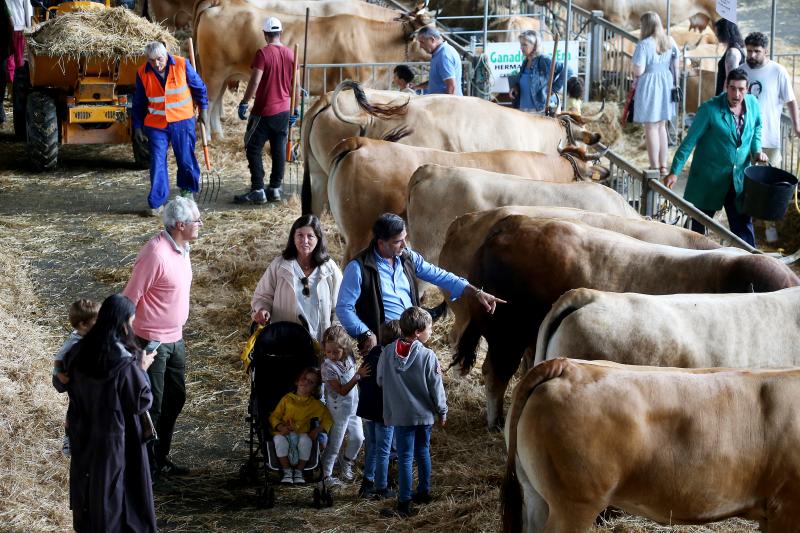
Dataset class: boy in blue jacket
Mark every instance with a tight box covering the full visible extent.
[377,307,447,518]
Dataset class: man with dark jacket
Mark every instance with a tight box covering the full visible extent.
[335,213,504,355]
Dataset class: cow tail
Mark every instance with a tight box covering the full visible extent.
[501,358,569,533]
[450,318,481,373]
[301,103,328,214]
[328,137,364,172]
[348,80,411,119]
[533,288,595,367]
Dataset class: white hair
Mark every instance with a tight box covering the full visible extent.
[163,197,198,229]
[417,26,442,40]
[145,41,168,59]
[519,30,539,51]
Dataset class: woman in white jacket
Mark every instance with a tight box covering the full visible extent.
[251,215,342,342]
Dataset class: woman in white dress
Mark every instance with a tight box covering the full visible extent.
[632,12,679,176]
[251,215,342,342]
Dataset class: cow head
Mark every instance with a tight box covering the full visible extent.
[688,13,711,32]
[559,114,602,146]
[558,141,610,182]
[396,3,439,41]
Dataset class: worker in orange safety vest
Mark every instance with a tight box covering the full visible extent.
[133,41,209,216]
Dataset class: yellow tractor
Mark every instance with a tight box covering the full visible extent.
[12,1,149,171]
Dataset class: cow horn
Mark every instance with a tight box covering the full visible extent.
[585,144,610,162]
[331,80,368,127]
[556,138,564,154]
[580,98,606,122]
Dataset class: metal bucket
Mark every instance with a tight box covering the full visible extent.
[742,164,798,220]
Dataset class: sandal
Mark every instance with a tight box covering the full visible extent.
[659,166,669,177]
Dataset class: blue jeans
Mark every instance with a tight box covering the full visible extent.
[145,119,200,208]
[395,424,432,502]
[364,421,394,488]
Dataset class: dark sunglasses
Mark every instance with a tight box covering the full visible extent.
[300,276,310,297]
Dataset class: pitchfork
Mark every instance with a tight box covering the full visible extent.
[187,37,221,204]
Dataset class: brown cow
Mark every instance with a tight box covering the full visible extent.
[300,81,602,215]
[194,1,433,138]
[327,139,601,262]
[453,215,799,429]
[549,0,718,31]
[503,358,800,531]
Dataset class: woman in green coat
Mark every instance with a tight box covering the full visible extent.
[664,68,768,246]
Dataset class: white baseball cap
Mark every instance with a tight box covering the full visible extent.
[263,16,282,32]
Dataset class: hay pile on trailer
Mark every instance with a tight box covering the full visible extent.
[25,7,177,60]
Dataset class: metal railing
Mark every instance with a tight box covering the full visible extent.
[604,146,760,252]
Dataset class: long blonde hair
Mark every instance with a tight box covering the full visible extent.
[640,12,670,54]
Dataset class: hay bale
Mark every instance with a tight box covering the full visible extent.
[0,243,70,530]
[584,100,622,146]
[26,7,177,61]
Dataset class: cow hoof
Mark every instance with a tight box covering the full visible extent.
[487,419,504,433]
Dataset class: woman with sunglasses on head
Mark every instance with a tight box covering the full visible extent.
[251,215,342,341]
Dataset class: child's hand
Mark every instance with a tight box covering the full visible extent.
[357,363,371,379]
[57,372,70,385]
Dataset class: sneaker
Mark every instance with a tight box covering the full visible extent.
[233,189,267,205]
[380,500,412,518]
[62,435,71,457]
[179,188,194,199]
[266,186,282,202]
[358,479,375,498]
[281,470,294,484]
[338,457,354,482]
[323,476,341,490]
[412,490,432,504]
[372,487,396,500]
[143,205,163,217]
[292,469,305,484]
[157,459,190,476]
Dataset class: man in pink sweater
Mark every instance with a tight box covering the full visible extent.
[123,197,202,476]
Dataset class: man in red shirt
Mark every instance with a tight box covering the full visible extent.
[234,16,297,204]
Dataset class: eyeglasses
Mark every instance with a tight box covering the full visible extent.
[300,276,310,297]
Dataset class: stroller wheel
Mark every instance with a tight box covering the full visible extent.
[256,486,275,509]
[312,487,322,509]
[239,462,257,484]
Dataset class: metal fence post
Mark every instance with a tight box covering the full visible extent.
[589,10,603,99]
[641,169,660,217]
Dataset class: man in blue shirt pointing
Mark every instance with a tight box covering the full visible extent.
[336,213,505,354]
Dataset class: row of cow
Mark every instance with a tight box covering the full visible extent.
[183,0,724,137]
[302,80,800,530]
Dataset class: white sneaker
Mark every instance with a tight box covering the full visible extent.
[339,458,354,482]
[281,470,294,484]
[293,469,305,484]
[62,435,71,457]
[323,476,341,490]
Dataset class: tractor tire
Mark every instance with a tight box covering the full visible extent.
[12,63,30,141]
[132,129,150,169]
[26,92,59,172]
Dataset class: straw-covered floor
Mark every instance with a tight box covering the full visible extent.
[0,92,759,531]
[26,7,178,60]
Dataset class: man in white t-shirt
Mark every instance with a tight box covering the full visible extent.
[741,32,800,167]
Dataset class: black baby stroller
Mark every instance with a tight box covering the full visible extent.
[239,321,333,508]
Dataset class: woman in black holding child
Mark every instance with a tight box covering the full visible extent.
[63,294,157,532]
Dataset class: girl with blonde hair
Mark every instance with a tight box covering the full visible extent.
[632,11,679,176]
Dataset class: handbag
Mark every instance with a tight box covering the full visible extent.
[621,85,636,126]
[671,86,683,103]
